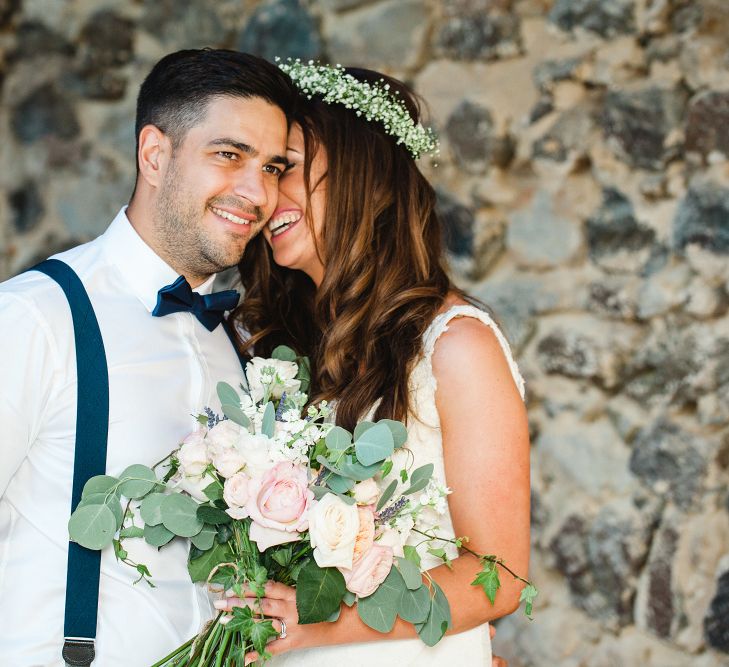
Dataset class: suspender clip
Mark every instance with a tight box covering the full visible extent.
[62,637,96,666]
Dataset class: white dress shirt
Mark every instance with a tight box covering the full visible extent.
[0,208,246,666]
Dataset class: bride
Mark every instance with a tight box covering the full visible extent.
[228,62,530,666]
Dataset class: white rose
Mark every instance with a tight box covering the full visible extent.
[353,478,380,506]
[308,494,360,569]
[376,526,406,558]
[206,419,241,450]
[246,357,301,402]
[223,473,251,519]
[238,432,275,477]
[174,471,215,502]
[210,445,247,479]
[177,431,210,477]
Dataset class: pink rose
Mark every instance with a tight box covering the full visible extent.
[224,473,251,520]
[352,507,375,564]
[341,544,394,598]
[246,462,313,551]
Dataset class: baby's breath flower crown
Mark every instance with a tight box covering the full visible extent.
[276,58,439,160]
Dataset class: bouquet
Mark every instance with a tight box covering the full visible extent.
[69,346,536,666]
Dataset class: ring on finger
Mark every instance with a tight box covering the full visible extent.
[278,618,287,640]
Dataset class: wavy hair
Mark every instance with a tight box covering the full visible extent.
[233,68,466,431]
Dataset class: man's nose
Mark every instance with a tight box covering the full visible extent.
[233,164,268,209]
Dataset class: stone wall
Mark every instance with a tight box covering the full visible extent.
[1,1,728,665]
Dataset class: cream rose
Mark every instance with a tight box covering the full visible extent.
[175,471,215,502]
[308,494,360,569]
[375,526,406,558]
[353,479,380,506]
[246,357,301,403]
[177,431,210,477]
[351,507,375,564]
[206,419,241,450]
[224,473,251,520]
[209,444,247,479]
[246,462,313,550]
[237,432,276,477]
[342,544,394,598]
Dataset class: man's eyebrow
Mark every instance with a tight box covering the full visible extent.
[208,138,288,166]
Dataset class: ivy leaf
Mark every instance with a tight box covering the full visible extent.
[188,540,235,583]
[519,583,538,618]
[197,505,232,525]
[203,482,224,502]
[250,618,279,655]
[295,560,346,624]
[472,561,500,605]
[225,603,254,633]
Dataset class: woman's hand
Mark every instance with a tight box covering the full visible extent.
[215,580,316,665]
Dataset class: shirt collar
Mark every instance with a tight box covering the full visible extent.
[101,207,218,312]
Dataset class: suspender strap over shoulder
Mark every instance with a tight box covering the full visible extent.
[30,259,110,667]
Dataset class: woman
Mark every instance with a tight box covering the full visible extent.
[229,62,530,666]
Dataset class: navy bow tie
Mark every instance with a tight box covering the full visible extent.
[152,276,240,331]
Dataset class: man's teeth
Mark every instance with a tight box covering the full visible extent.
[210,206,250,225]
[268,212,302,236]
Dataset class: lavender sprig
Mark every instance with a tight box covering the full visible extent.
[376,497,408,523]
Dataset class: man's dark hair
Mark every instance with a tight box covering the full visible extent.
[134,48,297,159]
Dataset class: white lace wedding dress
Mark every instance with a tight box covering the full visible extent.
[271,305,526,666]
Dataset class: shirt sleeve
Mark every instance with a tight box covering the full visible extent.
[0,290,61,496]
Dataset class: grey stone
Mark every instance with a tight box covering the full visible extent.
[704,569,729,653]
[507,190,583,267]
[140,0,227,49]
[435,0,522,62]
[436,189,474,259]
[636,263,691,320]
[673,180,729,255]
[533,56,581,92]
[445,100,514,173]
[536,329,599,379]
[78,10,134,69]
[602,86,687,170]
[238,0,321,62]
[0,0,20,28]
[62,70,128,101]
[686,91,729,160]
[549,0,635,37]
[586,188,656,274]
[671,2,703,33]
[586,279,637,320]
[318,0,375,10]
[642,522,679,638]
[629,420,707,510]
[11,84,81,144]
[533,107,593,162]
[9,182,44,234]
[528,96,553,124]
[10,21,74,61]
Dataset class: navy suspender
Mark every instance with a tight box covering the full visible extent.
[31,259,109,667]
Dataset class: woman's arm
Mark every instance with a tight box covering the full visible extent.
[226,315,531,660]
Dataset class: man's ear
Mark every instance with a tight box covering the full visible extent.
[137,125,172,188]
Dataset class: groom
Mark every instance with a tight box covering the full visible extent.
[0,49,296,666]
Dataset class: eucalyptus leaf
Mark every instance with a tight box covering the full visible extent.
[217,381,240,409]
[202,482,223,503]
[261,402,275,437]
[190,523,217,551]
[316,455,345,477]
[339,459,382,482]
[78,493,123,530]
[402,478,430,496]
[396,556,423,590]
[188,540,235,583]
[343,590,356,607]
[334,492,356,505]
[415,582,452,647]
[139,492,167,527]
[296,560,346,624]
[81,475,119,499]
[398,583,430,624]
[326,474,354,495]
[403,463,434,496]
[271,345,297,362]
[354,423,394,466]
[375,479,398,512]
[403,545,422,569]
[68,504,117,550]
[356,567,405,632]
[161,493,204,537]
[325,426,352,452]
[119,525,144,539]
[379,419,408,448]
[118,464,158,500]
[144,522,175,547]
[310,485,330,500]
[222,403,250,428]
[353,421,376,441]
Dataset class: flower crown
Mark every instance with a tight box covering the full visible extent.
[276,58,439,159]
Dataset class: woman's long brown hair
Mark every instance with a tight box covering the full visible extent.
[233,68,466,431]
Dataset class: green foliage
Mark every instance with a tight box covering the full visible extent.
[221,403,250,428]
[354,422,394,466]
[403,545,421,569]
[197,505,232,525]
[139,492,167,526]
[472,559,501,605]
[190,524,217,551]
[325,426,352,451]
[119,525,144,539]
[375,479,398,512]
[160,493,204,537]
[203,482,224,503]
[261,402,276,437]
[398,583,430,624]
[81,475,119,499]
[353,421,376,441]
[338,458,381,481]
[415,581,451,647]
[380,460,393,478]
[144,522,175,548]
[520,583,538,618]
[78,492,123,530]
[402,463,434,496]
[295,560,346,624]
[217,381,241,408]
[68,504,117,550]
[326,474,354,495]
[396,556,423,590]
[271,345,297,362]
[188,540,236,583]
[118,464,158,499]
[296,355,311,394]
[357,566,406,633]
[379,419,408,448]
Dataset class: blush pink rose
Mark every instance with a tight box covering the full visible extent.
[246,462,313,551]
[223,473,251,520]
[352,507,375,564]
[341,544,394,598]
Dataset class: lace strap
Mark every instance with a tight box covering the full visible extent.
[422,305,526,399]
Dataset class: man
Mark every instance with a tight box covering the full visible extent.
[0,49,296,666]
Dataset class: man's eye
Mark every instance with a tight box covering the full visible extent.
[217,151,238,160]
[264,164,284,176]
